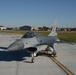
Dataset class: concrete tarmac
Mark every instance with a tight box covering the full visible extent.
[0,34,76,75]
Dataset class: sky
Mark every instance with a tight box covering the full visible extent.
[0,0,76,27]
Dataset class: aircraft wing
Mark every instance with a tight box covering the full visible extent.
[0,47,8,51]
[0,47,7,49]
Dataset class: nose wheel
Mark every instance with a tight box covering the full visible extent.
[31,53,35,63]
[31,57,35,63]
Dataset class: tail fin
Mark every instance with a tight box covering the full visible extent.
[48,19,57,36]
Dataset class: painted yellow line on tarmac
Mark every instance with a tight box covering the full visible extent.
[44,51,74,75]
[50,56,74,75]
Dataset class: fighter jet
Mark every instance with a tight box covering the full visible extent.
[7,21,60,63]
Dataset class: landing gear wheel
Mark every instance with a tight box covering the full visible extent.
[31,58,35,63]
[52,51,57,57]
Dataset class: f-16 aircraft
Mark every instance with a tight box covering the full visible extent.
[6,22,60,63]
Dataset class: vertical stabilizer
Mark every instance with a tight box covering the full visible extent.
[48,19,57,36]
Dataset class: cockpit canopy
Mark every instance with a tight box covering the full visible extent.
[22,32,38,38]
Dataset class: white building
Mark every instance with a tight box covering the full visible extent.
[0,26,6,30]
[31,27,39,31]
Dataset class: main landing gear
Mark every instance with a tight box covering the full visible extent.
[46,46,57,57]
[52,50,57,57]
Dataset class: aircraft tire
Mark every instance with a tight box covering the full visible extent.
[31,58,35,63]
[52,51,57,57]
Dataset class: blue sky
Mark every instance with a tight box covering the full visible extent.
[0,0,76,27]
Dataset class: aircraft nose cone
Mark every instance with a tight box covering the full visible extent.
[7,40,24,51]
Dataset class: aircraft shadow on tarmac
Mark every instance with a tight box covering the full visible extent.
[0,47,47,62]
[0,48,30,61]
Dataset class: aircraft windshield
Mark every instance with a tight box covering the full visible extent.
[22,32,38,38]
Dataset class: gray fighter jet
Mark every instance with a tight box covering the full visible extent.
[6,22,60,63]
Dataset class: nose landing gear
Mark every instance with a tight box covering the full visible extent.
[31,53,36,63]
[31,57,35,63]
